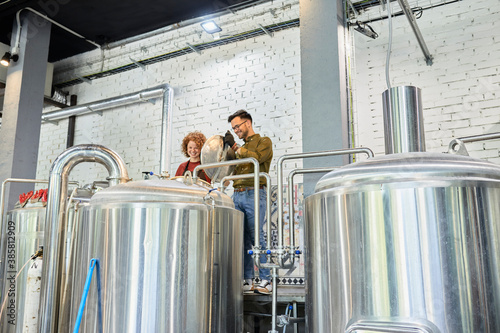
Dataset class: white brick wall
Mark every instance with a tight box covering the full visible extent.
[36,0,500,186]
[37,0,302,185]
[351,0,500,162]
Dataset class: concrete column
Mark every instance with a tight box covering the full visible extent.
[299,0,349,195]
[0,12,51,210]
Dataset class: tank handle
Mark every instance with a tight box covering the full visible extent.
[448,132,500,156]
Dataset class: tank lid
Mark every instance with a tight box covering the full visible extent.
[90,178,234,207]
[315,152,500,192]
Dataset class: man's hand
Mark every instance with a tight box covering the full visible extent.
[224,130,235,149]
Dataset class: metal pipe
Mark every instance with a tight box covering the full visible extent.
[276,148,374,268]
[220,173,272,247]
[38,144,129,333]
[17,8,101,49]
[448,132,500,156]
[457,132,500,143]
[41,84,173,175]
[270,267,278,333]
[277,315,305,327]
[287,167,337,256]
[293,301,298,333]
[382,86,425,154]
[160,86,174,173]
[104,0,272,49]
[221,173,276,270]
[395,0,433,65]
[194,158,259,245]
[41,84,171,121]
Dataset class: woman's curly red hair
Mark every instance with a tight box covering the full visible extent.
[181,131,207,157]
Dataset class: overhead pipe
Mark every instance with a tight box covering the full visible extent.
[41,84,170,121]
[41,84,174,173]
[104,0,272,49]
[276,148,374,268]
[38,144,129,333]
[395,0,433,65]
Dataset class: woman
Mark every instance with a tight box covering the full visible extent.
[175,131,211,183]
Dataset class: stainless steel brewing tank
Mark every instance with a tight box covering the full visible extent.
[0,192,89,333]
[72,178,244,333]
[304,152,500,333]
[0,207,44,333]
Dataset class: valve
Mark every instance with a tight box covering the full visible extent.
[142,171,153,180]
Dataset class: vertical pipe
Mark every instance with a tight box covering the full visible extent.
[271,267,278,332]
[382,86,425,154]
[38,144,128,333]
[66,116,76,148]
[293,301,298,333]
[160,86,174,173]
[66,95,78,149]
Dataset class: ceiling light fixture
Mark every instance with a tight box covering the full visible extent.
[201,21,222,34]
[0,51,18,67]
[354,21,378,39]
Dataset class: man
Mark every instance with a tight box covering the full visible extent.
[224,109,273,295]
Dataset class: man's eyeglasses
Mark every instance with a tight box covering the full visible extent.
[232,120,247,131]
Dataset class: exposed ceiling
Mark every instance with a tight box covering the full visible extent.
[0,0,268,62]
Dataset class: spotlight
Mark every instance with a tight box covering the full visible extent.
[0,52,19,67]
[201,21,222,34]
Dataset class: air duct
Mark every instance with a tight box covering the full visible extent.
[41,84,174,173]
[42,84,170,121]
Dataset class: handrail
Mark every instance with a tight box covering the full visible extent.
[276,148,374,268]
[448,132,500,156]
[194,157,260,246]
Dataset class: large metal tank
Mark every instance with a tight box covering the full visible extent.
[0,188,91,333]
[0,206,44,333]
[70,177,244,333]
[305,152,500,332]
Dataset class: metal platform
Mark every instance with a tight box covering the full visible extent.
[243,284,305,303]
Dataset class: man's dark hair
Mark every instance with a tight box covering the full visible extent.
[228,109,252,123]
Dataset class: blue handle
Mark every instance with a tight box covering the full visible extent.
[73,259,102,333]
